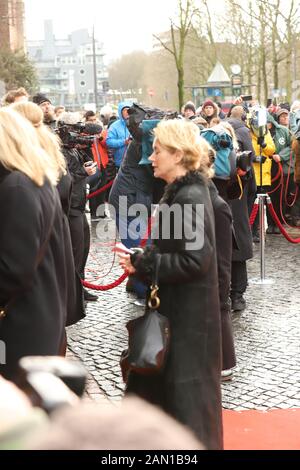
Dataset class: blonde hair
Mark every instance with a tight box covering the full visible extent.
[12,101,66,178]
[2,87,29,106]
[218,121,239,150]
[0,107,58,186]
[209,117,221,127]
[153,119,214,178]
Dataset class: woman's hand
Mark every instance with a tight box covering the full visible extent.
[237,168,247,177]
[272,154,281,163]
[118,254,136,274]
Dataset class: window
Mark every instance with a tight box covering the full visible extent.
[80,81,86,87]
[80,69,85,75]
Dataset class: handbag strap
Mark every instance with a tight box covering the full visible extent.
[148,254,161,310]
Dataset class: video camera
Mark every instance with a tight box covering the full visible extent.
[16,356,87,414]
[57,121,101,148]
[236,150,253,173]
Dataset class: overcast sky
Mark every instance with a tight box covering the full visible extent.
[24,0,226,63]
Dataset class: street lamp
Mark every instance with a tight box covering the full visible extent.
[230,64,242,98]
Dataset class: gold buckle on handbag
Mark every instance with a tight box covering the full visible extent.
[148,285,160,309]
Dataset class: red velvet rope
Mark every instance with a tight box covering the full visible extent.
[82,272,128,291]
[249,202,259,227]
[82,216,153,291]
[87,179,114,200]
[267,200,300,244]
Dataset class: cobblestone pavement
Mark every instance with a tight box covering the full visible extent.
[67,216,300,410]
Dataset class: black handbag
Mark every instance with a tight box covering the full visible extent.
[120,254,170,382]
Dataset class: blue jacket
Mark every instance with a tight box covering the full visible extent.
[106,101,131,167]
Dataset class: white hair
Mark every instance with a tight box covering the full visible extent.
[100,105,113,118]
[291,101,300,113]
[58,112,82,125]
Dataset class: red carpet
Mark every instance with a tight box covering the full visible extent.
[223,409,300,450]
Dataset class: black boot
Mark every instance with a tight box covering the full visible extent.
[231,295,246,312]
[83,289,98,302]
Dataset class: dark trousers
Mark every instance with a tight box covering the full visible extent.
[247,169,257,216]
[88,168,107,217]
[69,213,90,279]
[116,214,148,298]
[231,260,248,298]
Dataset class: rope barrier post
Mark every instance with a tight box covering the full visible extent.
[250,193,274,286]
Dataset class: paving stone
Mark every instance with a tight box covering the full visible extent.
[67,223,300,410]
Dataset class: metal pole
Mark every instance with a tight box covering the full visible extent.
[92,25,98,111]
[259,194,265,281]
[249,193,274,286]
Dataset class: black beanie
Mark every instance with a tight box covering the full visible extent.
[32,93,51,106]
[184,103,196,114]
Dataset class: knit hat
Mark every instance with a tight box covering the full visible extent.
[184,102,196,114]
[276,108,289,118]
[278,102,290,112]
[202,99,215,109]
[32,93,51,106]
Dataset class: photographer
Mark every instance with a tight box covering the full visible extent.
[79,122,110,221]
[248,106,276,242]
[106,101,132,170]
[266,112,294,232]
[32,93,57,130]
[227,107,256,312]
[292,135,300,188]
[58,112,98,302]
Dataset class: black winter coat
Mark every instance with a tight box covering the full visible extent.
[209,183,236,370]
[109,141,153,215]
[63,148,88,216]
[0,167,81,381]
[227,119,255,261]
[127,171,223,450]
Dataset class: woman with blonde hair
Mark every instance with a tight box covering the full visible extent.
[119,119,223,450]
[0,107,77,380]
[12,101,85,329]
[12,101,73,216]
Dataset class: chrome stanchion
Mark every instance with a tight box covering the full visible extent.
[250,193,274,285]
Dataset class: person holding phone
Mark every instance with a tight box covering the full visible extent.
[118,119,223,450]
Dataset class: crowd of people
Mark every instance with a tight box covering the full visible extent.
[0,85,300,450]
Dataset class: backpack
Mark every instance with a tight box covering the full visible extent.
[201,126,233,179]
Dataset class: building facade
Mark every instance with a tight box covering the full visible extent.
[27,20,109,109]
[0,0,25,51]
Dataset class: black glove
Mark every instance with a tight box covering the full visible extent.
[254,155,267,164]
[257,136,267,148]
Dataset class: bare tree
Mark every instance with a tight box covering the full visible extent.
[279,0,300,101]
[153,0,198,110]
[199,0,217,66]
[225,0,257,95]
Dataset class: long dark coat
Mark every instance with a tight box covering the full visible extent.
[109,140,153,215]
[127,171,223,450]
[209,183,236,371]
[228,118,255,261]
[0,166,80,381]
